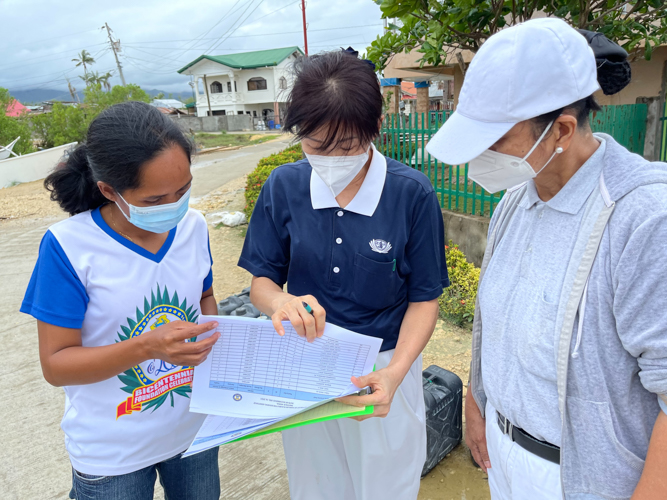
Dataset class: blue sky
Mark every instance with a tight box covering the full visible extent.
[0,0,386,93]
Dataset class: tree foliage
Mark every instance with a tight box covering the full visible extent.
[0,88,35,156]
[32,84,151,148]
[72,49,96,75]
[367,0,667,71]
[31,103,88,149]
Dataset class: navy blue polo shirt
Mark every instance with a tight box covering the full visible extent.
[238,145,449,351]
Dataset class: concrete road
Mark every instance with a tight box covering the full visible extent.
[191,138,293,199]
[0,138,292,499]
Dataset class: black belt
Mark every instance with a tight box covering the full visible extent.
[496,411,560,465]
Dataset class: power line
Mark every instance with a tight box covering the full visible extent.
[121,23,382,46]
[162,0,245,64]
[1,47,110,87]
[0,42,107,72]
[1,29,100,51]
[253,0,301,23]
[203,0,266,55]
[119,0,270,75]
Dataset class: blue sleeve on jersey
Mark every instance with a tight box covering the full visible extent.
[20,230,89,329]
[203,233,213,293]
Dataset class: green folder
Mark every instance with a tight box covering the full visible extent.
[228,398,373,444]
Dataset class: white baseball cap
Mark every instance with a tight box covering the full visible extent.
[426,17,600,166]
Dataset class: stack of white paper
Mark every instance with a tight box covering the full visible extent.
[185,316,382,456]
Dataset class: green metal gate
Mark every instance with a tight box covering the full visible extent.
[376,104,649,217]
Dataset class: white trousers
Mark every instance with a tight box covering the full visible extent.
[282,350,426,500]
[486,401,563,500]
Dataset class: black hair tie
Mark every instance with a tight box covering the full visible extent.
[577,29,632,96]
[341,46,376,71]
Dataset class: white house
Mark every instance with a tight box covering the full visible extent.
[178,46,303,125]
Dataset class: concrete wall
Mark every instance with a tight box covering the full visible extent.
[596,46,667,106]
[170,114,253,133]
[0,142,77,188]
[442,209,490,267]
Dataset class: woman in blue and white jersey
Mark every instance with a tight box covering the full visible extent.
[21,101,221,500]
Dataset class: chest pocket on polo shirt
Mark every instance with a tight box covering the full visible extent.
[352,253,400,310]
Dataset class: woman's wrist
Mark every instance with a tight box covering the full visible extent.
[135,331,155,362]
[384,359,411,385]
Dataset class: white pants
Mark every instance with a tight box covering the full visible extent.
[282,350,426,500]
[486,401,563,500]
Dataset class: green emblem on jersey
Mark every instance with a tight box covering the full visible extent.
[115,285,200,418]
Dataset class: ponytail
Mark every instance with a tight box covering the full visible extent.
[45,143,108,216]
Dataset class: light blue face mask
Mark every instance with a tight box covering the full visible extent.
[116,187,191,234]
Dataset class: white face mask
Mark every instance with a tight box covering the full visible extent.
[468,121,561,194]
[305,148,370,197]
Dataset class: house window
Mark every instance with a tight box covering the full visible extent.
[234,81,237,92]
[212,110,226,116]
[227,82,232,92]
[247,77,267,91]
[253,110,257,117]
[210,81,222,93]
[237,111,244,115]
[279,77,287,90]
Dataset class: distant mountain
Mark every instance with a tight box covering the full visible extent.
[8,88,81,104]
[8,88,193,105]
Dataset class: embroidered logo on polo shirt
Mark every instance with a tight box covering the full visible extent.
[369,239,392,254]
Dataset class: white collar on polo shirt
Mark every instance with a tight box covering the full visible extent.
[309,143,387,217]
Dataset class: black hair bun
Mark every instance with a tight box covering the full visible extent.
[577,29,632,95]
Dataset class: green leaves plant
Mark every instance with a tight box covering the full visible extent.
[366,0,667,70]
[438,241,479,327]
[243,144,304,219]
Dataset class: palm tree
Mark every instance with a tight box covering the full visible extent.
[98,71,113,91]
[66,79,79,102]
[80,71,104,88]
[72,50,96,76]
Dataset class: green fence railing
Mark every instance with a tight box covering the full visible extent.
[376,112,503,217]
[376,104,649,217]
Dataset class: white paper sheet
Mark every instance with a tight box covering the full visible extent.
[190,316,382,418]
[183,414,277,457]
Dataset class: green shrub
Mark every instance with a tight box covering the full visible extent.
[244,143,303,218]
[439,241,480,327]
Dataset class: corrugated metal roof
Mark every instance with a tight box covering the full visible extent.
[178,46,303,74]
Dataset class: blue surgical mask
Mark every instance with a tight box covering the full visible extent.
[116,188,191,234]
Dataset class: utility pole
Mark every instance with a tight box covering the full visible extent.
[104,22,127,86]
[301,0,308,56]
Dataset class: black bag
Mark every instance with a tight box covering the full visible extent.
[421,365,463,476]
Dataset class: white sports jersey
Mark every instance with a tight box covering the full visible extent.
[21,207,212,475]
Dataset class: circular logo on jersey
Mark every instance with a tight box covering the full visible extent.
[233,393,243,401]
[115,284,200,419]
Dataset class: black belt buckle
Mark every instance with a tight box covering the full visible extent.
[499,413,514,437]
[496,411,560,465]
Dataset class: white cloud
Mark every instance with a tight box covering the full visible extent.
[0,0,385,93]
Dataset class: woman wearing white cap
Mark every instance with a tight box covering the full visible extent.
[427,17,667,500]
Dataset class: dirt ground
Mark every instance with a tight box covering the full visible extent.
[1,175,490,499]
[0,178,64,220]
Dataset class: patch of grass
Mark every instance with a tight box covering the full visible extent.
[195,132,279,150]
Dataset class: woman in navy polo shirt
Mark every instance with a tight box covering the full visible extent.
[238,50,449,500]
